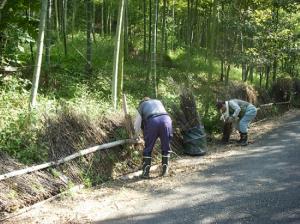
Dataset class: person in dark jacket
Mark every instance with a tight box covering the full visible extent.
[134,97,173,178]
[216,99,257,146]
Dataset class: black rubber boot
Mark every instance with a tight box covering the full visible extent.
[161,155,170,177]
[239,133,248,146]
[141,157,151,179]
[237,132,243,143]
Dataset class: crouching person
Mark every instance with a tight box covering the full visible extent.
[134,97,173,178]
[216,99,257,146]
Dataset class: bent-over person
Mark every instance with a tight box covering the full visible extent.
[216,99,257,146]
[134,97,173,178]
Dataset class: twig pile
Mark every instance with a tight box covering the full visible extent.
[0,152,65,216]
[173,89,201,131]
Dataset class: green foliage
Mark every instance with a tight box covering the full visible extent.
[0,77,43,163]
[0,0,39,65]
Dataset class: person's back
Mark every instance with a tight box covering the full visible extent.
[138,99,168,120]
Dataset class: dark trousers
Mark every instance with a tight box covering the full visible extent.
[143,115,172,157]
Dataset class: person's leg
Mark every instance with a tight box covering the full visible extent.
[158,115,173,155]
[157,115,172,176]
[143,119,159,157]
[239,106,257,145]
[141,119,159,178]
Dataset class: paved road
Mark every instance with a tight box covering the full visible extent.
[97,115,300,224]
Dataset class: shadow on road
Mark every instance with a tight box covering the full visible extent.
[93,116,300,224]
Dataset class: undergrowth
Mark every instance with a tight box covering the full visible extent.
[0,35,292,169]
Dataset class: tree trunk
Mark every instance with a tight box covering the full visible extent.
[71,0,77,41]
[225,64,230,85]
[148,0,152,67]
[124,0,129,60]
[150,0,158,97]
[220,59,224,82]
[244,64,249,81]
[187,0,191,46]
[171,0,175,50]
[91,1,97,43]
[164,0,168,54]
[143,0,147,63]
[106,3,110,35]
[241,31,246,82]
[101,0,104,36]
[45,0,53,87]
[272,59,277,82]
[109,3,112,35]
[112,0,125,110]
[29,0,48,109]
[249,65,254,83]
[62,0,68,56]
[207,0,217,81]
[86,0,92,75]
[265,64,270,88]
[146,0,153,85]
[160,0,167,66]
[54,0,60,41]
[117,19,125,100]
[26,9,35,63]
[259,66,263,88]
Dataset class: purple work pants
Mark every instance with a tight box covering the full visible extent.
[143,115,173,157]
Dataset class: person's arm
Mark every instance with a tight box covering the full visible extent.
[228,100,241,119]
[133,110,142,138]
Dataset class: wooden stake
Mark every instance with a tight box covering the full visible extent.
[122,94,135,138]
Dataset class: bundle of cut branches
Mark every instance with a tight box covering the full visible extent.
[0,152,66,216]
[173,89,201,131]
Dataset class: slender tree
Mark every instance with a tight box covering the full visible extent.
[150,0,159,97]
[207,0,217,81]
[112,0,125,110]
[62,0,68,56]
[143,0,147,63]
[86,0,92,74]
[148,0,152,68]
[161,0,167,65]
[92,1,97,43]
[101,0,104,36]
[71,0,77,40]
[45,0,52,86]
[54,0,60,41]
[29,0,48,109]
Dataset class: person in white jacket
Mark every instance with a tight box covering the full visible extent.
[216,99,257,146]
